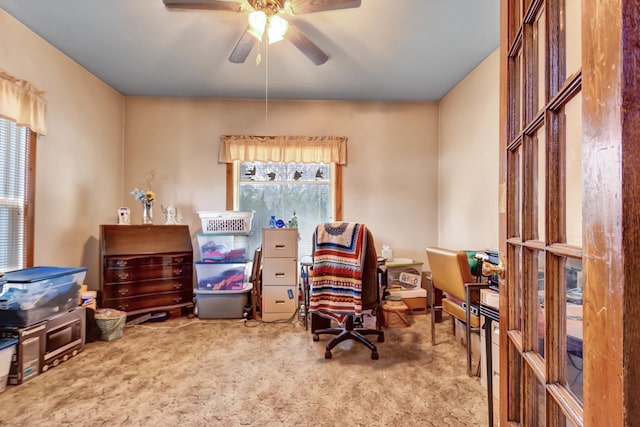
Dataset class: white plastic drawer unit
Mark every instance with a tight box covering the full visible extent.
[262,228,298,258]
[262,258,297,286]
[262,286,297,314]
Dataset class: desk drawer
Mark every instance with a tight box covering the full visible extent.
[262,229,298,258]
[106,254,190,268]
[103,290,191,312]
[102,278,189,299]
[262,286,297,314]
[262,258,297,286]
[104,264,191,283]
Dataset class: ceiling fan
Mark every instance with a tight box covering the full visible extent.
[163,0,362,65]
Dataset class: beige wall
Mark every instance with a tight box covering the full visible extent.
[2,7,500,285]
[437,49,500,252]
[1,10,125,289]
[124,98,440,265]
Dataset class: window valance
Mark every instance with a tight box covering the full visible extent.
[219,135,347,165]
[0,69,47,135]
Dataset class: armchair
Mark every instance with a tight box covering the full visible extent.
[426,247,490,376]
[310,223,384,360]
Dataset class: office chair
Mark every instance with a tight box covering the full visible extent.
[309,223,384,360]
[426,247,490,376]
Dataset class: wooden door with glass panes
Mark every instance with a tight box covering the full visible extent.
[499,0,640,425]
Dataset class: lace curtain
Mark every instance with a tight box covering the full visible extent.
[0,69,47,135]
[219,135,347,164]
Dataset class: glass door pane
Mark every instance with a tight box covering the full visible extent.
[564,93,582,246]
[565,257,583,402]
[536,126,546,241]
[513,245,523,330]
[565,0,582,78]
[536,8,546,112]
[513,51,524,138]
[535,250,545,356]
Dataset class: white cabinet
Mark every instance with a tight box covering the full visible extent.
[261,228,298,321]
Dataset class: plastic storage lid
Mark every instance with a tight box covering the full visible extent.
[3,266,88,283]
[0,338,18,351]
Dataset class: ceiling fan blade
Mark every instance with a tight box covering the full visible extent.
[163,0,245,12]
[289,0,361,14]
[229,29,258,63]
[285,24,329,65]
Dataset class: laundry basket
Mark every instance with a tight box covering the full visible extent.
[197,211,254,234]
[94,309,127,341]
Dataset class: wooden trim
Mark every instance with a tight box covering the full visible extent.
[226,163,233,210]
[522,239,545,251]
[335,165,343,221]
[523,351,545,383]
[548,383,584,426]
[547,243,581,259]
[507,329,524,353]
[25,130,36,267]
[582,0,639,424]
[547,71,582,112]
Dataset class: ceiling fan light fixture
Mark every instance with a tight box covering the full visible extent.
[248,10,267,40]
[267,15,289,44]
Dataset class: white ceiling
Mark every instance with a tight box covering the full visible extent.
[0,0,499,101]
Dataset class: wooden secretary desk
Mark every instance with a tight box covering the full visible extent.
[99,225,194,319]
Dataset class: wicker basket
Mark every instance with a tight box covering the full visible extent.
[95,309,127,341]
[197,211,254,234]
[382,301,410,328]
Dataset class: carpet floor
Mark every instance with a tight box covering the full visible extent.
[0,312,488,426]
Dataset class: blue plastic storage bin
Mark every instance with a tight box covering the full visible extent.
[0,266,87,327]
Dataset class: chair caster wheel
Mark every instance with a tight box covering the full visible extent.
[371,351,379,360]
[325,350,332,359]
[313,334,319,342]
[377,335,385,343]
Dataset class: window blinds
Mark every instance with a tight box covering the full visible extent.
[0,118,28,272]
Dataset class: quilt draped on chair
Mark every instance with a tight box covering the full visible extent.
[309,222,367,325]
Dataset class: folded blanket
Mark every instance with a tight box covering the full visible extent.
[309,222,366,325]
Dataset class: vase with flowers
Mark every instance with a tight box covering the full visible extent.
[131,188,156,224]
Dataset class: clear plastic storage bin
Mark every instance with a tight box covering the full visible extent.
[194,262,247,290]
[196,234,248,262]
[0,267,87,327]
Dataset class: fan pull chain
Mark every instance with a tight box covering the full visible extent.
[265,41,269,125]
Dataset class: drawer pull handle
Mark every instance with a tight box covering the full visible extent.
[118,304,129,311]
[173,282,183,289]
[118,288,129,295]
[275,273,286,278]
[173,268,183,275]
[174,296,183,303]
[275,244,286,250]
[174,257,183,263]
[116,260,128,267]
[275,300,285,304]
[118,272,130,280]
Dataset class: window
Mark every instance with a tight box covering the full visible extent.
[233,161,339,259]
[221,135,346,260]
[0,117,35,272]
